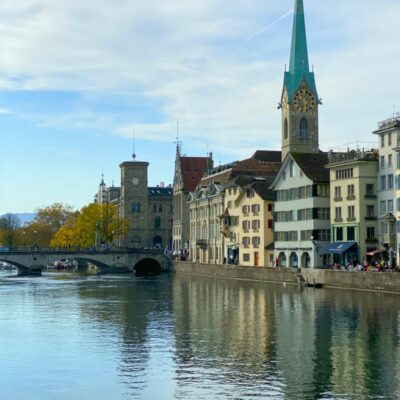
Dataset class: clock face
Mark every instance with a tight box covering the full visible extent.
[131,177,140,186]
[293,89,316,113]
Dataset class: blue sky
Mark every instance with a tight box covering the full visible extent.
[1,0,400,214]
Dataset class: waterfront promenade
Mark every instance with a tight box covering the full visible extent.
[174,261,400,294]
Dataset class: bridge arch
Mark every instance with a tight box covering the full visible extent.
[134,258,161,275]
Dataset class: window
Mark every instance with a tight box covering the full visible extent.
[347,185,355,198]
[335,168,354,180]
[252,237,260,248]
[154,217,161,229]
[252,220,260,231]
[389,132,392,146]
[131,202,141,212]
[242,205,250,214]
[317,208,330,220]
[336,227,343,241]
[380,156,385,169]
[153,204,157,212]
[397,198,400,212]
[348,206,355,220]
[389,154,393,167]
[251,204,260,214]
[289,160,295,177]
[284,118,288,140]
[389,174,394,189]
[397,154,400,169]
[388,200,394,212]
[380,200,386,214]
[334,186,341,200]
[268,219,273,229]
[335,207,342,221]
[367,227,375,239]
[268,204,273,212]
[243,254,250,262]
[242,220,250,231]
[367,205,375,218]
[347,227,355,241]
[381,134,385,148]
[398,176,400,189]
[299,118,308,138]
[242,237,250,247]
[159,204,163,213]
[366,184,374,197]
[381,175,386,190]
[246,189,254,198]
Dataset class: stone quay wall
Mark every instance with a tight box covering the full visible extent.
[173,262,400,294]
[172,262,300,285]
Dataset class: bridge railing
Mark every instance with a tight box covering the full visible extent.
[0,246,167,255]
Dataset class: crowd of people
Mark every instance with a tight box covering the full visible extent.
[331,259,400,272]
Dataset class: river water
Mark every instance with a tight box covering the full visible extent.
[0,270,399,400]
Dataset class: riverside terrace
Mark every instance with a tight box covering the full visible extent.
[0,248,171,276]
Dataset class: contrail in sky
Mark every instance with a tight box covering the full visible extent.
[244,8,293,42]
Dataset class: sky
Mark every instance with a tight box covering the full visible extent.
[1,0,400,214]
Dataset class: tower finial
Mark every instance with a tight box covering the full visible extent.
[132,130,136,161]
[174,121,183,155]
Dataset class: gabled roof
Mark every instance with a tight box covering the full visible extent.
[291,152,329,182]
[252,182,274,201]
[180,156,208,192]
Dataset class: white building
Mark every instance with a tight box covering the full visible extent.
[272,153,331,268]
[373,114,400,261]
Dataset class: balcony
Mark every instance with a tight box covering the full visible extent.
[334,218,343,223]
[365,194,377,199]
[346,195,356,201]
[334,197,342,202]
[365,237,378,243]
[347,217,356,222]
[365,216,377,221]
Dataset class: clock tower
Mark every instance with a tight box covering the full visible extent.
[281,0,320,161]
[120,160,149,247]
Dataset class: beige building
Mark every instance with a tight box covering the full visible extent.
[188,151,280,266]
[228,178,274,267]
[326,149,379,264]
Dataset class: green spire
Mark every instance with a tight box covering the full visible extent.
[284,0,318,102]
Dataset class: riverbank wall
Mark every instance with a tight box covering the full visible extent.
[173,261,400,294]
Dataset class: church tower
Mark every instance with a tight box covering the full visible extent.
[281,0,320,161]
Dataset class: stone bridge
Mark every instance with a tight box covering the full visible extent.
[0,248,171,276]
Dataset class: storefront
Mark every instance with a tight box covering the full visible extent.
[322,241,358,266]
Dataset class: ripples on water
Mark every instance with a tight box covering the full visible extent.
[0,270,399,399]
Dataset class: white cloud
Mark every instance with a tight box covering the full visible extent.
[0,0,399,159]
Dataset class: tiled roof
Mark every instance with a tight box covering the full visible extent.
[252,150,281,163]
[180,156,208,192]
[251,182,274,201]
[291,152,329,182]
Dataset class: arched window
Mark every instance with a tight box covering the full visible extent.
[154,217,161,229]
[284,118,288,140]
[131,202,141,213]
[300,118,308,138]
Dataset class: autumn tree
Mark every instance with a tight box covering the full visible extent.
[0,214,21,248]
[51,203,127,248]
[24,203,77,247]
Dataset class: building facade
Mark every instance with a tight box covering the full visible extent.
[172,146,212,252]
[120,160,173,249]
[374,115,400,262]
[326,149,379,264]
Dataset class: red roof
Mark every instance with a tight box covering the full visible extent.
[180,156,208,192]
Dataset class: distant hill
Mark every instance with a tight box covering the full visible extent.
[1,213,36,225]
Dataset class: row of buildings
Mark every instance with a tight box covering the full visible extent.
[95,0,400,269]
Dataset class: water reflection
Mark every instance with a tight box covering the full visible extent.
[1,271,400,399]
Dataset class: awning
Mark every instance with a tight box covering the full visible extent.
[321,241,357,254]
[366,248,386,256]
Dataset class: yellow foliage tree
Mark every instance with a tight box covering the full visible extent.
[51,203,128,248]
